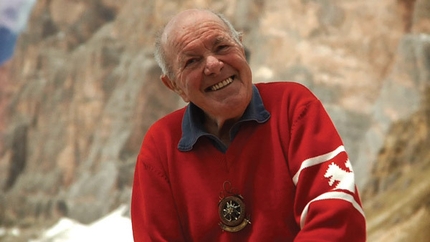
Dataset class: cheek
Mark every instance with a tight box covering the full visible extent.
[175,78,193,99]
[182,72,201,91]
[173,78,191,102]
[175,72,187,89]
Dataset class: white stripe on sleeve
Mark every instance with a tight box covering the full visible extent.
[299,191,365,228]
[292,145,345,185]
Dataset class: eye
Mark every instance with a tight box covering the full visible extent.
[184,58,199,67]
[216,45,229,52]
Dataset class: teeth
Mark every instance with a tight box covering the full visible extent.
[210,77,233,91]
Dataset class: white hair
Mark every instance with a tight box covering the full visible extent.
[154,10,243,79]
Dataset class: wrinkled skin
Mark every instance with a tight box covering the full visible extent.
[160,9,253,144]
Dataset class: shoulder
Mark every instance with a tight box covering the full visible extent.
[146,107,185,138]
[255,81,313,94]
[255,81,318,108]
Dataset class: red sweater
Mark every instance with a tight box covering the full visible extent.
[131,82,366,241]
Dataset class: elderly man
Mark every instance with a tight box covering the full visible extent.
[131,9,366,241]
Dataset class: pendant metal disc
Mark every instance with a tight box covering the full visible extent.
[218,195,249,232]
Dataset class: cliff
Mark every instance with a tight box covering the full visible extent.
[0,0,429,240]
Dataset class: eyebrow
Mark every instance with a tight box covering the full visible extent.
[214,36,228,45]
[177,52,198,68]
[180,36,222,54]
[177,35,230,62]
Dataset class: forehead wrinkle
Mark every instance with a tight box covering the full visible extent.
[170,17,229,44]
[161,9,229,46]
[162,10,233,71]
[180,29,230,52]
[175,29,226,53]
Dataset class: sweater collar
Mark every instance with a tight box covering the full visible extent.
[178,85,270,152]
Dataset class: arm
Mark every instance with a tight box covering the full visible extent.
[288,99,366,241]
[131,130,186,242]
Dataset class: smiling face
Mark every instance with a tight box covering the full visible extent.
[160,10,253,124]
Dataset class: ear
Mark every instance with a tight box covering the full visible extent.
[160,74,190,102]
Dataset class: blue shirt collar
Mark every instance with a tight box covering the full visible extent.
[178,85,270,152]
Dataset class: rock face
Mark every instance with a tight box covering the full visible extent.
[363,87,430,242]
[0,0,429,240]
[355,33,430,188]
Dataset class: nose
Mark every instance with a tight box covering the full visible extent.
[204,55,223,76]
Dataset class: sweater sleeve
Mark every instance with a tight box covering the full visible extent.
[288,98,366,241]
[131,128,186,242]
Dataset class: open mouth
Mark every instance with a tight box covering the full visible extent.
[207,76,234,92]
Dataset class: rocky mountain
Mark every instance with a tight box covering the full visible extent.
[0,0,429,240]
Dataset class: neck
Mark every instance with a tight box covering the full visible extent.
[204,115,239,147]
